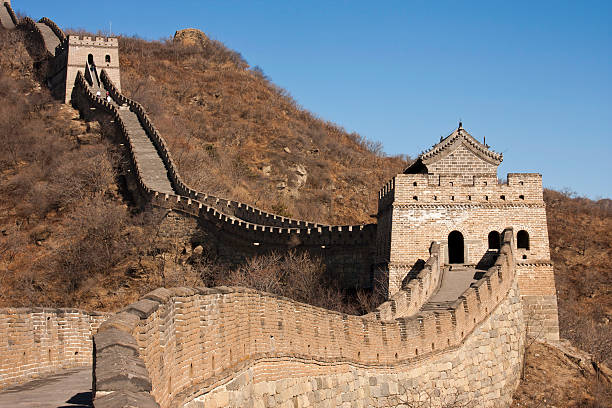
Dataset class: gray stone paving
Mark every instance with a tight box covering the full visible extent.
[421,266,479,311]
[35,22,61,54]
[0,367,92,408]
[0,5,15,30]
[117,107,175,194]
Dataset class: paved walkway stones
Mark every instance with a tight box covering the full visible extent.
[0,367,92,408]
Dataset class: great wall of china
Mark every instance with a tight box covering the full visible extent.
[0,2,559,406]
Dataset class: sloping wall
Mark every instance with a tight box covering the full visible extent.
[92,231,525,408]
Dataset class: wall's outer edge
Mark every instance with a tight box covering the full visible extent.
[92,230,520,408]
[0,308,109,390]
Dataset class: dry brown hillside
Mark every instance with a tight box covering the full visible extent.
[545,189,612,366]
[114,32,409,225]
[1,25,611,405]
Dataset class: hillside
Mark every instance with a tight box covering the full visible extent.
[114,30,409,225]
[0,22,611,406]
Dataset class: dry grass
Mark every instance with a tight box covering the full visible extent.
[545,189,612,366]
[113,33,409,225]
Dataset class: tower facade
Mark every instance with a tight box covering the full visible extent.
[48,35,121,104]
[376,125,559,340]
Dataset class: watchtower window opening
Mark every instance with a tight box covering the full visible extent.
[488,231,501,250]
[448,231,464,264]
[105,54,111,63]
[88,54,94,65]
[517,230,530,250]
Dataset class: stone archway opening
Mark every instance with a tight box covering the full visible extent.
[448,230,464,264]
[488,231,501,250]
[517,230,530,250]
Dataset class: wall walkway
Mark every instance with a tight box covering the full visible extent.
[92,230,524,408]
[0,308,108,390]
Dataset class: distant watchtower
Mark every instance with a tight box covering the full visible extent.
[376,124,559,340]
[48,35,121,104]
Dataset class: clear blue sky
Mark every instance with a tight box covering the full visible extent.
[17,1,612,199]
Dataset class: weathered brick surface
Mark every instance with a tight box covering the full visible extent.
[92,234,522,408]
[376,126,559,341]
[188,281,524,408]
[0,308,108,390]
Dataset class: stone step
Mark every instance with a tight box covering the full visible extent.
[35,23,61,54]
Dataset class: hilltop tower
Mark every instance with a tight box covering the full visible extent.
[48,35,121,104]
[376,124,559,340]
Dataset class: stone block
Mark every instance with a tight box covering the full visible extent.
[95,346,152,393]
[123,299,160,319]
[93,391,160,408]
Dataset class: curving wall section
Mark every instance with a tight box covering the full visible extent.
[100,71,327,230]
[92,230,525,408]
[0,308,108,390]
[67,70,377,287]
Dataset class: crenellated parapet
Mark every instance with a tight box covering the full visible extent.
[100,71,325,229]
[1,1,17,28]
[91,230,523,408]
[0,307,109,390]
[39,16,65,42]
[377,124,559,340]
[74,71,377,273]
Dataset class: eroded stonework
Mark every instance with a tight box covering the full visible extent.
[185,282,524,408]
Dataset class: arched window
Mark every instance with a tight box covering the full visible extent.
[448,231,464,264]
[488,231,501,250]
[105,54,111,63]
[517,230,530,250]
[88,53,94,65]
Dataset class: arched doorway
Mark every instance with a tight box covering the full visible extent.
[488,231,501,250]
[448,231,464,264]
[517,230,530,250]
[88,53,94,65]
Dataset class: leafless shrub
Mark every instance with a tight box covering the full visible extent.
[392,386,480,408]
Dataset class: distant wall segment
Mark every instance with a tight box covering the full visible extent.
[0,308,108,390]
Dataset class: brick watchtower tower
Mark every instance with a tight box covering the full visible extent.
[48,35,121,104]
[376,124,559,340]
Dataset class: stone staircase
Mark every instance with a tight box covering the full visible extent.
[0,3,15,29]
[35,22,60,54]
[117,106,175,194]
[419,265,481,312]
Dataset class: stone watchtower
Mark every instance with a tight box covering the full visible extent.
[376,124,559,340]
[48,35,121,104]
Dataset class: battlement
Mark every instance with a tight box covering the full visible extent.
[92,230,523,407]
[379,173,544,210]
[0,307,108,390]
[68,35,118,47]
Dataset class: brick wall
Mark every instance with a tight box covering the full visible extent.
[65,36,121,104]
[187,281,524,408]
[426,143,498,176]
[92,231,522,407]
[0,308,108,390]
[376,171,559,341]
